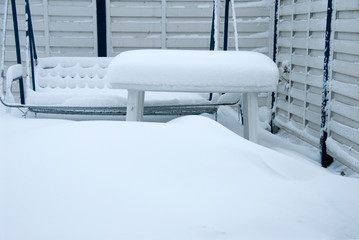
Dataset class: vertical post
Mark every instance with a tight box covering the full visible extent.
[209,0,215,51]
[242,93,259,143]
[1,0,10,98]
[161,0,167,49]
[320,0,334,167]
[230,0,238,51]
[96,0,107,57]
[213,0,220,51]
[223,0,230,51]
[25,0,37,91]
[10,0,25,104]
[272,0,279,63]
[43,0,50,55]
[126,90,145,121]
[270,0,279,134]
[209,0,216,101]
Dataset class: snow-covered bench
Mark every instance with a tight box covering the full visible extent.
[4,56,239,115]
[107,50,279,143]
[26,57,125,107]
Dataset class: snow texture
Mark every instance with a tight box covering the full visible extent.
[326,137,359,173]
[35,57,113,91]
[4,64,22,103]
[0,107,358,240]
[23,56,238,107]
[108,50,279,92]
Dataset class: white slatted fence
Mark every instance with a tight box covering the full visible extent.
[1,0,274,68]
[274,0,359,172]
[326,0,359,172]
[0,0,97,64]
[275,0,328,147]
[106,0,273,56]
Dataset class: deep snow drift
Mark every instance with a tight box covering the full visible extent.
[0,105,359,240]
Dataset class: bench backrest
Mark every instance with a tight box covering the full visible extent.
[35,57,113,91]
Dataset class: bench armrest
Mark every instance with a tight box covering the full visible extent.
[5,64,23,103]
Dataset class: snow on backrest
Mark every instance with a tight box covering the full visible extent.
[35,57,114,91]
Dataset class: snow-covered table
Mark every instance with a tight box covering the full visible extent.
[108,50,279,143]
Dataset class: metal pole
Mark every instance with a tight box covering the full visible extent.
[25,0,37,59]
[10,0,25,104]
[25,0,37,60]
[209,0,216,101]
[223,0,230,51]
[25,0,36,91]
[320,0,334,168]
[1,0,10,99]
[96,0,107,57]
[270,0,279,134]
[209,0,215,51]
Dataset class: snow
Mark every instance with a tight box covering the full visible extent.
[326,137,359,173]
[108,50,279,92]
[26,89,219,108]
[19,56,241,107]
[4,64,22,103]
[0,103,359,240]
[233,0,273,8]
[34,57,113,90]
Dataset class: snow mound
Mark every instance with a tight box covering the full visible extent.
[0,115,358,240]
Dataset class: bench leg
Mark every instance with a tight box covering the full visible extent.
[126,90,145,121]
[242,92,258,143]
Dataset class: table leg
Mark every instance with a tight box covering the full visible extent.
[242,92,258,143]
[126,90,145,121]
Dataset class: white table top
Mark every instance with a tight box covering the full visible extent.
[107,50,279,93]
